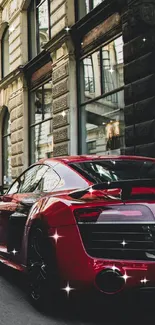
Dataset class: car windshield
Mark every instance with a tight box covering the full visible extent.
[69,159,155,184]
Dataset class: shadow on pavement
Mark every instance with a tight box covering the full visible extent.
[0,263,155,325]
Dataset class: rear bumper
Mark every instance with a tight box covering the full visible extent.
[48,225,155,295]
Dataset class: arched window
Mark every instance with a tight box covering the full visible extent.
[2,108,11,191]
[1,27,9,78]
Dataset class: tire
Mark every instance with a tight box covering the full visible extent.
[27,223,59,311]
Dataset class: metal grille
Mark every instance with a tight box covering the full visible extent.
[78,223,155,260]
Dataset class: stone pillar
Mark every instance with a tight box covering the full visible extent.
[51,38,77,157]
[9,77,25,179]
[122,0,155,157]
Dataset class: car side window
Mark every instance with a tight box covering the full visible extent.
[7,179,20,195]
[7,165,49,194]
[54,163,89,190]
[18,165,49,193]
[36,168,60,192]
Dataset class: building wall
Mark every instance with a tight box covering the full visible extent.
[0,0,77,188]
[0,0,29,185]
[122,0,155,157]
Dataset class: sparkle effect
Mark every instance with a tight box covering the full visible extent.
[11,249,18,255]
[140,277,149,284]
[62,282,74,296]
[143,38,146,42]
[65,26,71,32]
[50,230,62,243]
[121,272,131,283]
[111,265,118,272]
[9,26,15,33]
[109,67,114,73]
[121,240,127,247]
[89,187,94,194]
[61,110,66,117]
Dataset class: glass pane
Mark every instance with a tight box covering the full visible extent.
[30,81,52,124]
[102,36,124,93]
[81,90,124,155]
[19,165,48,193]
[93,0,103,8]
[82,51,101,102]
[78,0,105,19]
[2,28,9,77]
[31,87,43,124]
[37,0,49,51]
[31,119,53,163]
[43,81,53,119]
[3,114,11,187]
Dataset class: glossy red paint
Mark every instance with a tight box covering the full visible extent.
[0,155,155,300]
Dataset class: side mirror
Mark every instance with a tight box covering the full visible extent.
[0,195,3,202]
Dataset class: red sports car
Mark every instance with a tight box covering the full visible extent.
[1,155,155,309]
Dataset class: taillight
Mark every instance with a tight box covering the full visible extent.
[74,208,102,223]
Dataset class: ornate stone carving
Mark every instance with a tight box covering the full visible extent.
[52,63,69,84]
[53,94,69,113]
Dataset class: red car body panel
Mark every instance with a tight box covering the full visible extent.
[1,155,155,296]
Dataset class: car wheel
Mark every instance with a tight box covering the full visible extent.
[27,223,58,311]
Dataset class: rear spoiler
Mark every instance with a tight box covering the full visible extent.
[69,178,155,200]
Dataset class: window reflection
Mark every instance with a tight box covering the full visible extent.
[30,81,53,163]
[78,0,105,19]
[85,90,124,155]
[28,0,51,58]
[82,36,124,102]
[37,0,49,51]
[1,27,9,77]
[2,109,12,188]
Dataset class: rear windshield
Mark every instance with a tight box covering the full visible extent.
[69,159,155,183]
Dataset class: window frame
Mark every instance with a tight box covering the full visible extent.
[2,108,11,192]
[29,80,53,164]
[78,34,125,155]
[1,26,9,78]
[28,0,51,59]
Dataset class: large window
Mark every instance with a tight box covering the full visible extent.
[2,109,11,190]
[77,0,105,19]
[28,0,51,59]
[79,35,124,155]
[1,27,9,78]
[30,81,53,163]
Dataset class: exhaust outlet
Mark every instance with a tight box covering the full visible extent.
[95,269,124,294]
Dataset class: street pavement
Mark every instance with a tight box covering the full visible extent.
[0,264,154,325]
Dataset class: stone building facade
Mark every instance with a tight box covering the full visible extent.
[0,0,155,191]
[0,0,77,190]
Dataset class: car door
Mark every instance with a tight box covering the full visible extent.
[0,164,49,255]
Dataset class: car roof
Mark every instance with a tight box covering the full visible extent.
[40,155,155,165]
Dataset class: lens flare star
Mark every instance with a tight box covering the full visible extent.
[111,265,118,272]
[11,249,18,255]
[61,110,66,117]
[140,277,149,284]
[89,188,94,194]
[121,272,131,283]
[109,67,114,73]
[50,230,63,243]
[121,240,127,247]
[65,26,71,32]
[62,282,75,296]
